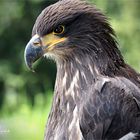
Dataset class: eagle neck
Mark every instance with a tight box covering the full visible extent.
[55,54,98,107]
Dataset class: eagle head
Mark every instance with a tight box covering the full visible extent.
[24,0,123,71]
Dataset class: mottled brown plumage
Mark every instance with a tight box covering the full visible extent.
[24,0,140,140]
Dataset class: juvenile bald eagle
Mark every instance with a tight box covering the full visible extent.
[24,0,140,139]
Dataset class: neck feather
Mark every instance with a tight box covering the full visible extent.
[56,53,98,87]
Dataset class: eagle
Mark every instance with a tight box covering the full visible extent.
[24,0,140,139]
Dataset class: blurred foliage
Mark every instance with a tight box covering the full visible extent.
[0,0,139,139]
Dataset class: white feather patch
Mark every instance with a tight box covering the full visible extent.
[65,70,79,97]
[68,106,83,140]
[119,132,138,140]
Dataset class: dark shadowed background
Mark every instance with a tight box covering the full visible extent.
[0,0,139,139]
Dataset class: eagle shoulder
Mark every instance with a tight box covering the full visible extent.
[79,76,140,140]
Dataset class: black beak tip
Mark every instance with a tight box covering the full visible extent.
[24,42,43,72]
[24,51,34,71]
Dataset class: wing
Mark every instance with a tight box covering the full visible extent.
[79,77,140,140]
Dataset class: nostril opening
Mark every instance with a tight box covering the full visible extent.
[33,38,42,46]
[33,42,40,46]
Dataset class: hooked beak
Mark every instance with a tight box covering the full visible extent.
[24,33,67,71]
[24,34,44,71]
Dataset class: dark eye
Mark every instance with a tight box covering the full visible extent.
[53,25,65,34]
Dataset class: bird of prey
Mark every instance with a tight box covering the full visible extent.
[24,0,140,139]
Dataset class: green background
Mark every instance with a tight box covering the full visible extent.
[0,0,139,139]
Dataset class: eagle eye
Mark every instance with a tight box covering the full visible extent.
[53,25,65,35]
